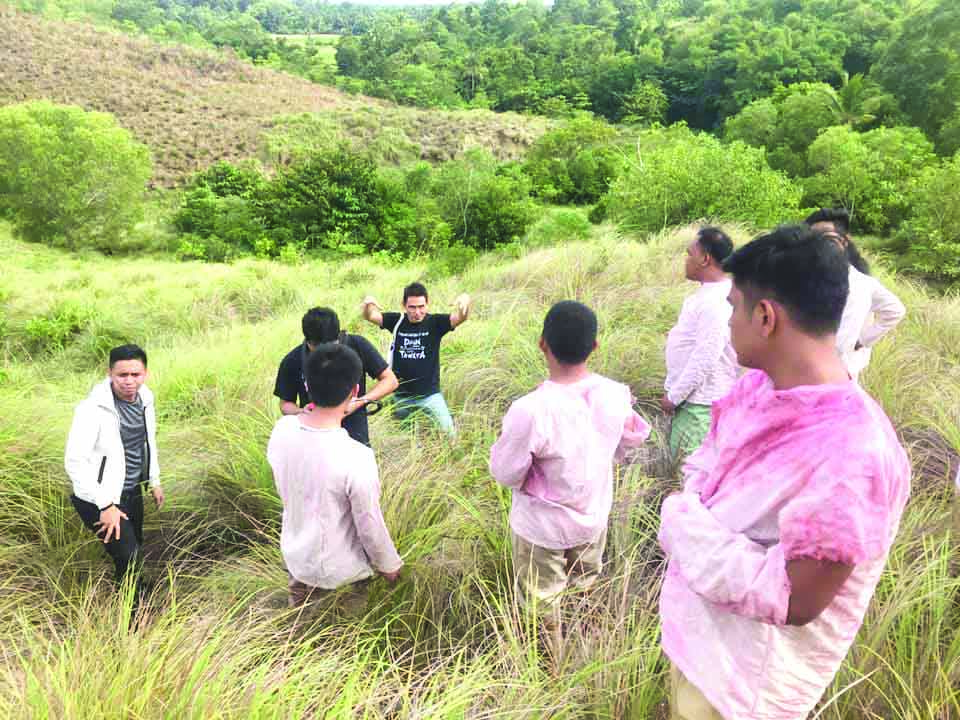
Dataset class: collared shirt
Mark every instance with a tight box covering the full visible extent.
[266,417,402,589]
[664,280,739,406]
[836,266,906,378]
[658,370,910,719]
[489,374,651,550]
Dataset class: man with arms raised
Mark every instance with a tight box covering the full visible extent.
[658,226,911,719]
[661,227,739,457]
[360,282,470,435]
[275,307,398,447]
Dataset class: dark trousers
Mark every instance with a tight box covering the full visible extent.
[71,485,145,582]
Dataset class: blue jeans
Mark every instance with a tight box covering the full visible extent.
[392,392,456,436]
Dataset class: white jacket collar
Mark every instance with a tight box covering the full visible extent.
[89,377,154,410]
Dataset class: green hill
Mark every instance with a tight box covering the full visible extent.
[0,219,957,717]
[0,6,548,187]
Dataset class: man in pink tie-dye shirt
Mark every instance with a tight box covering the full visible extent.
[658,225,911,719]
[490,301,651,629]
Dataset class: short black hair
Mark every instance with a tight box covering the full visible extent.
[304,343,362,407]
[542,300,598,365]
[403,282,429,303]
[109,344,147,368]
[302,307,340,345]
[802,208,870,275]
[697,226,734,265]
[722,225,849,336]
[804,207,850,235]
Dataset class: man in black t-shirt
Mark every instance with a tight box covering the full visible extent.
[361,282,471,436]
[274,308,398,447]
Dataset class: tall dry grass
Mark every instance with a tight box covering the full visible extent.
[0,221,956,717]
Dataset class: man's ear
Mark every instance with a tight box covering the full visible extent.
[756,299,778,338]
[351,384,360,399]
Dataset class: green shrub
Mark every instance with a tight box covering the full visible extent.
[523,117,622,204]
[896,153,960,280]
[426,245,479,279]
[604,125,802,233]
[256,147,388,251]
[525,209,592,247]
[434,151,537,250]
[0,101,152,251]
[23,302,90,354]
[803,126,936,234]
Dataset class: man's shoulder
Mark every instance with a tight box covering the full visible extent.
[270,414,301,437]
[427,313,453,331]
[341,436,378,474]
[346,333,376,353]
[279,343,303,366]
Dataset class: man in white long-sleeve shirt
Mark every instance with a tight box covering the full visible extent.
[662,227,739,457]
[267,342,403,612]
[805,208,906,380]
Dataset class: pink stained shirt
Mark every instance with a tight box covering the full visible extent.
[489,374,651,550]
[664,279,740,407]
[658,370,911,719]
[267,416,403,589]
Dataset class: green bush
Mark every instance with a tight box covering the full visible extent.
[523,117,623,204]
[896,153,960,280]
[23,302,90,355]
[803,126,936,234]
[0,101,152,251]
[434,151,537,250]
[525,209,592,247]
[604,125,802,233]
[257,148,388,251]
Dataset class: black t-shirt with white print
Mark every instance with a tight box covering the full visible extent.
[380,312,453,399]
[273,334,388,447]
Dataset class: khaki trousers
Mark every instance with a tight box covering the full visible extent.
[511,528,607,620]
[670,664,724,720]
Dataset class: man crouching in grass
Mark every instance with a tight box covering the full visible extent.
[267,343,402,615]
[658,226,911,719]
[489,301,651,636]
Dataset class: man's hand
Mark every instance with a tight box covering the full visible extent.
[380,568,401,584]
[660,395,677,415]
[95,505,128,543]
[345,397,368,417]
[360,296,381,316]
[455,293,471,318]
[151,486,165,509]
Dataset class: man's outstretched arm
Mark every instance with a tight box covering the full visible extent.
[361,296,384,327]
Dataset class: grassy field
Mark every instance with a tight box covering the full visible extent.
[0,219,957,718]
[0,7,548,187]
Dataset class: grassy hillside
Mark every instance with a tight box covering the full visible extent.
[1,6,548,186]
[0,221,960,720]
[0,220,957,717]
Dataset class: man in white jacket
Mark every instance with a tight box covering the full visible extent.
[805,208,906,380]
[66,344,163,584]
